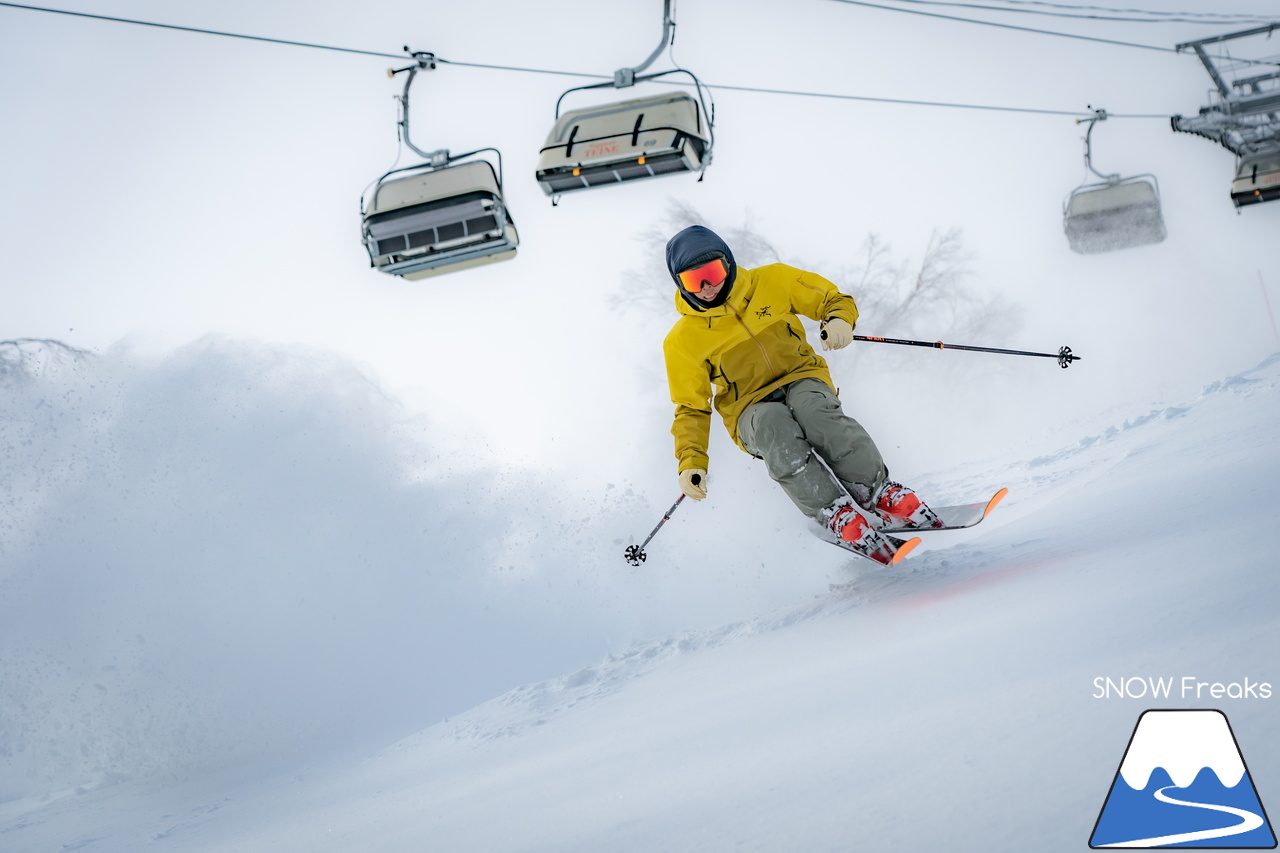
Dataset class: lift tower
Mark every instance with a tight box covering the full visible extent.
[1172,24,1280,208]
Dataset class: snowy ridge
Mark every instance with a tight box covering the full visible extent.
[0,338,93,381]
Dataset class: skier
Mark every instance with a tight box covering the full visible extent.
[662,225,941,564]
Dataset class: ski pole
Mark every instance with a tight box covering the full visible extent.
[624,493,686,566]
[823,331,1082,368]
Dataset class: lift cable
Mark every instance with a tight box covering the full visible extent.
[689,81,1166,117]
[827,0,1280,67]
[0,1,1199,118]
[979,0,1273,22]
[862,0,1276,26]
[0,1,406,59]
[0,1,619,77]
[827,0,1171,51]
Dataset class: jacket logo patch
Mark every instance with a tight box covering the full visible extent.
[755,306,773,318]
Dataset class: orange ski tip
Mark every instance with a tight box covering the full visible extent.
[890,537,923,565]
[982,488,1009,518]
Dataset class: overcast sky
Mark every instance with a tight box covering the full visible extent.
[3,0,1278,482]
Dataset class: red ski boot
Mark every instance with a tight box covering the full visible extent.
[871,481,943,529]
[829,503,900,566]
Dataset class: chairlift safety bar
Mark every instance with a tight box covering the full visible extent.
[540,121,695,158]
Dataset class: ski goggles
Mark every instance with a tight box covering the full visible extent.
[676,258,729,293]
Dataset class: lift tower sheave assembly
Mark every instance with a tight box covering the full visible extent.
[1172,24,1280,209]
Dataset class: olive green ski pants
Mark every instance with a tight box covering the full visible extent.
[736,378,888,522]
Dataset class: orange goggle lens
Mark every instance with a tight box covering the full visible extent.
[677,259,729,293]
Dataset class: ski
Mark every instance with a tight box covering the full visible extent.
[818,528,923,566]
[880,488,1008,534]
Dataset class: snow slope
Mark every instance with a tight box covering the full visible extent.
[2,347,1279,852]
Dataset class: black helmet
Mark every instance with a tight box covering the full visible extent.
[666,225,737,311]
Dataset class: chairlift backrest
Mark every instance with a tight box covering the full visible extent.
[1066,179,1159,216]
[363,160,518,280]
[370,159,499,209]
[536,91,709,197]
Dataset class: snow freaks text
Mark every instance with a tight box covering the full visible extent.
[1092,676,1273,700]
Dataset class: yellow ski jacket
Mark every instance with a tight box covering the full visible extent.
[663,263,859,473]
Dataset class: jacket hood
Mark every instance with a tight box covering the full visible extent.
[666,225,737,312]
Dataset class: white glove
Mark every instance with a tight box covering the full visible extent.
[820,317,854,351]
[679,468,707,500]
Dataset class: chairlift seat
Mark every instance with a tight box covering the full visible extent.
[536,91,709,196]
[1231,149,1280,208]
[363,160,518,280]
[1063,176,1167,255]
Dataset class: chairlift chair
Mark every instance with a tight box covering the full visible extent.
[536,91,710,197]
[1062,110,1167,255]
[361,48,518,280]
[1064,175,1167,255]
[1230,148,1280,208]
[362,159,519,280]
[535,0,715,201]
